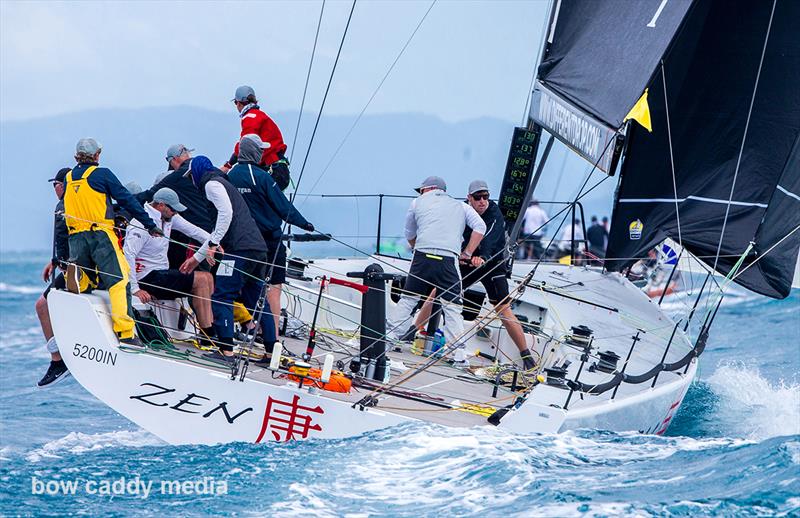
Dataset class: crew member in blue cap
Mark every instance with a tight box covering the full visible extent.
[63,138,161,345]
[222,86,291,191]
[181,156,274,361]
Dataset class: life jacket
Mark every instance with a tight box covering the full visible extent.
[63,166,114,235]
[287,367,352,393]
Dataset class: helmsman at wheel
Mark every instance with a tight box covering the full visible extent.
[387,176,486,365]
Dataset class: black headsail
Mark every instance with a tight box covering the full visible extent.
[531,0,694,173]
[605,0,800,299]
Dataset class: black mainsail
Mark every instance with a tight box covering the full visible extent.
[529,0,800,299]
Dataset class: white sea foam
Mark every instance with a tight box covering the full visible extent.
[707,362,800,440]
[26,430,164,462]
[0,282,42,295]
[267,424,751,516]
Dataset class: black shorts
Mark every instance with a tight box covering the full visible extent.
[138,269,195,300]
[42,272,66,298]
[460,262,509,305]
[403,252,462,303]
[263,237,287,285]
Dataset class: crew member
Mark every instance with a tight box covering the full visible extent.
[181,156,273,361]
[222,86,291,191]
[387,176,486,366]
[123,188,215,343]
[63,138,161,345]
[35,167,72,387]
[226,134,314,332]
[457,181,536,370]
[586,215,609,260]
[137,144,214,268]
[522,199,548,259]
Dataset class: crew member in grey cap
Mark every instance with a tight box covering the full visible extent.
[123,187,216,346]
[222,86,292,191]
[136,144,214,269]
[62,137,161,345]
[415,179,537,370]
[386,176,487,366]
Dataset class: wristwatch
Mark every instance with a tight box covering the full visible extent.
[209,241,219,248]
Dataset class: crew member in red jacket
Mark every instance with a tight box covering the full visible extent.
[222,85,291,191]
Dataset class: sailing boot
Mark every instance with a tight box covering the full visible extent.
[118,333,146,348]
[37,360,71,388]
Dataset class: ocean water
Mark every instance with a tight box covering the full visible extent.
[0,254,798,517]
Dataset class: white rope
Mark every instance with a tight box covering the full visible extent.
[661,61,683,250]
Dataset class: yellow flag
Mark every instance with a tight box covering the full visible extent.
[624,89,653,132]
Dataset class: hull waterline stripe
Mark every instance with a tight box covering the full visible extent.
[618,196,768,208]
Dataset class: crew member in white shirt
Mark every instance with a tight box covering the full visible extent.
[522,199,548,259]
[387,176,486,366]
[123,188,215,338]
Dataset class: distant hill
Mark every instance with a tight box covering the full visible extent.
[0,106,614,252]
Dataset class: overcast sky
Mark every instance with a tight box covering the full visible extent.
[1,0,548,123]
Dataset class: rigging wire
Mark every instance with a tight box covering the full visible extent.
[711,0,776,272]
[289,0,326,164]
[290,0,358,202]
[300,0,437,205]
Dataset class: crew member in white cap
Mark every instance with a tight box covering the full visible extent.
[123,188,216,344]
[387,176,486,366]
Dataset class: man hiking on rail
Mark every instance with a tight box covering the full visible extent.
[387,176,486,367]
[63,138,161,346]
[35,167,72,387]
[221,86,291,191]
[226,134,314,333]
[181,156,274,362]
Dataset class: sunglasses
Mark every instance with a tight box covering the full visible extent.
[471,193,490,201]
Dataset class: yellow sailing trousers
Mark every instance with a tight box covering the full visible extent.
[68,229,134,338]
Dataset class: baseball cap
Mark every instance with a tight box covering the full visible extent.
[415,176,446,193]
[125,181,143,195]
[48,167,70,183]
[165,144,194,161]
[468,179,489,195]
[232,85,255,102]
[152,187,187,212]
[240,134,270,149]
[76,138,101,155]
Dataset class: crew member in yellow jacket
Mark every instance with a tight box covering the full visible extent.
[63,138,162,342]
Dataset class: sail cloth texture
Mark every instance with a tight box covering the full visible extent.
[606,0,800,299]
[536,0,693,130]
